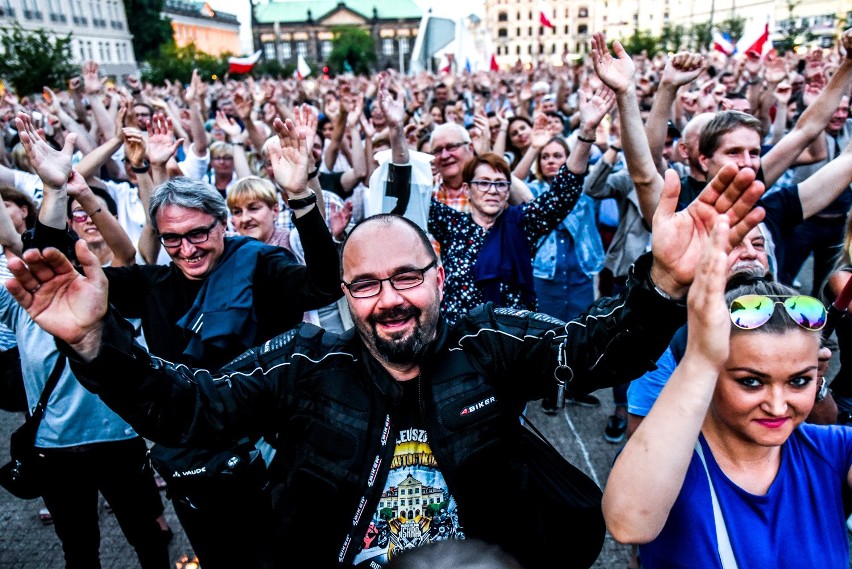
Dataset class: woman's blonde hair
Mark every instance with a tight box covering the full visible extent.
[226,176,278,210]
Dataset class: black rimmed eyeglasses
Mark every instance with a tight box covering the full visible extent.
[158,219,219,248]
[343,260,438,298]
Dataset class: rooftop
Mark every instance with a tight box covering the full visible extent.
[255,0,422,24]
[164,0,240,25]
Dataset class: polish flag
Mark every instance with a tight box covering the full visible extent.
[712,31,735,56]
[490,53,499,71]
[228,50,262,74]
[737,21,771,58]
[539,2,554,29]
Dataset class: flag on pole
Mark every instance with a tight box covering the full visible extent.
[736,21,771,58]
[490,53,499,71]
[538,2,554,29]
[712,31,735,56]
[228,50,262,74]
[296,54,312,79]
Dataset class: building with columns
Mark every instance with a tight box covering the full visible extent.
[0,0,136,76]
[486,0,852,65]
[253,0,422,72]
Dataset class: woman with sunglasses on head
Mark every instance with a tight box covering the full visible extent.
[603,220,850,568]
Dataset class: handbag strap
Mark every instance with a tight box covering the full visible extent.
[695,440,739,569]
[519,412,558,452]
[25,354,66,425]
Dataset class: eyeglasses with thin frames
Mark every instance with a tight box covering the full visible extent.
[343,260,438,298]
[469,179,511,193]
[158,219,220,248]
[431,141,468,156]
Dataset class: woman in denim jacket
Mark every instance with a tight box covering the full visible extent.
[529,137,605,322]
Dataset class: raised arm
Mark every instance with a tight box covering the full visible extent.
[797,137,852,218]
[604,217,732,544]
[647,53,703,174]
[591,33,663,226]
[183,70,210,159]
[76,102,127,180]
[66,171,136,266]
[15,113,76,230]
[761,28,852,187]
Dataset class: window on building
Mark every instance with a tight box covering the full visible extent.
[578,24,588,35]
[551,43,556,53]
[539,26,543,34]
[498,28,508,38]
[516,27,521,35]
[528,44,532,54]
[322,40,332,58]
[578,7,589,17]
[264,43,276,60]
[516,11,520,19]
[382,38,394,56]
[296,42,307,57]
[528,26,532,35]
[564,25,568,33]
[516,45,520,55]
[498,11,507,22]
[281,43,292,59]
[539,43,544,54]
[528,10,532,19]
[400,38,409,54]
[0,0,14,17]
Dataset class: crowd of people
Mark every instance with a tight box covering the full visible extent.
[1,26,852,568]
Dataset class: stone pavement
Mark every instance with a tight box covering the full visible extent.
[0,407,197,569]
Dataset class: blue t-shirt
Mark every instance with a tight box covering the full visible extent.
[639,424,852,568]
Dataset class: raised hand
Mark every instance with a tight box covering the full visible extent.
[764,55,787,85]
[842,28,852,59]
[65,170,92,201]
[683,217,732,370]
[577,86,616,131]
[270,116,310,197]
[146,113,184,166]
[215,110,242,141]
[7,242,108,360]
[661,52,703,88]
[329,201,353,241]
[378,75,406,129]
[82,60,103,95]
[590,32,636,96]
[233,90,252,121]
[774,81,793,105]
[122,128,147,167]
[529,114,552,149]
[649,165,766,298]
[290,103,317,157]
[15,112,76,189]
[184,69,201,104]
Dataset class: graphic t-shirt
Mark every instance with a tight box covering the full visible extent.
[353,378,464,566]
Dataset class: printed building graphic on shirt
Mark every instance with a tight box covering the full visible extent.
[353,427,463,566]
[378,474,446,519]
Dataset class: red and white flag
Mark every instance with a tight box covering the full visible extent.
[737,21,771,58]
[539,2,554,29]
[228,50,261,74]
[490,53,499,71]
[712,31,735,56]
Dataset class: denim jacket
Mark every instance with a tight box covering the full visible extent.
[528,179,605,280]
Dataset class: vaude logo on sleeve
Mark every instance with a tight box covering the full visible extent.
[460,396,496,416]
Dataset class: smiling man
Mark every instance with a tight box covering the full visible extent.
[23,112,343,569]
[8,153,768,566]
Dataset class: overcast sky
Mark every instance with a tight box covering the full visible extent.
[203,0,486,54]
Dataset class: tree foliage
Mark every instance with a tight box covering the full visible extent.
[660,24,687,52]
[718,15,747,44]
[0,23,76,96]
[623,30,661,56]
[142,42,229,84]
[689,22,713,51]
[328,26,376,75]
[124,0,173,62]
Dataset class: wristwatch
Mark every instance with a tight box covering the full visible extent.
[288,190,317,210]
